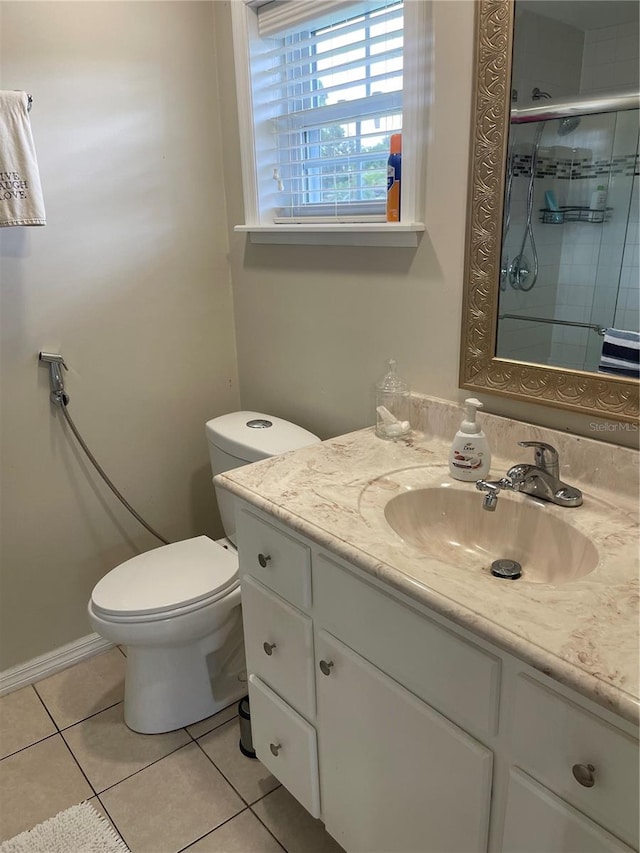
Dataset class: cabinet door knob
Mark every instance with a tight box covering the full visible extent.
[258,553,271,568]
[263,641,276,656]
[572,763,595,787]
[269,742,281,757]
[319,660,334,676]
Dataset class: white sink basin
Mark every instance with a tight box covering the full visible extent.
[384,485,599,584]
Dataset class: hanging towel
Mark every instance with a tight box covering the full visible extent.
[598,329,640,379]
[0,90,46,227]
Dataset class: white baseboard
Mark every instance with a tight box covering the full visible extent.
[0,633,114,697]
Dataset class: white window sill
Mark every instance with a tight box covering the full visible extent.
[234,222,426,247]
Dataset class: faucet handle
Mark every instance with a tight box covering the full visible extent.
[518,441,559,478]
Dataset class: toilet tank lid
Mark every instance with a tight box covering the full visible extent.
[205,411,320,463]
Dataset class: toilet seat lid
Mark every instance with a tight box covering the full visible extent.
[91,536,238,618]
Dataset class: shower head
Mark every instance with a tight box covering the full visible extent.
[557,116,581,136]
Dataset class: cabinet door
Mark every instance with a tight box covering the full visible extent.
[316,630,493,853]
[313,551,501,739]
[502,769,635,853]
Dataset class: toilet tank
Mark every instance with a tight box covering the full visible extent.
[205,412,320,544]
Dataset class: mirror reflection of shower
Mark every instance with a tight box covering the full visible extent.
[498,101,639,373]
[558,116,581,136]
[497,0,640,374]
[501,93,584,296]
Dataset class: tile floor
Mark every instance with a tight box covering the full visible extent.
[0,647,345,853]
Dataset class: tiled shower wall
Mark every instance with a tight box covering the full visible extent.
[499,10,639,370]
[550,110,638,371]
[580,22,640,97]
[498,10,582,365]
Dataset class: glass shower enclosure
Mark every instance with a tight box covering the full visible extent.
[497,97,639,372]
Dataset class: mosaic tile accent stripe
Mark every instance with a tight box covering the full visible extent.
[511,152,639,180]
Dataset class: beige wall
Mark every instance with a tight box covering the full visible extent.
[215,1,638,447]
[1,1,635,674]
[0,2,239,669]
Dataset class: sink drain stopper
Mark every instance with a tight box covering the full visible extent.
[491,559,522,580]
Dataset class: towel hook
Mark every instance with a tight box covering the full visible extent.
[27,94,33,112]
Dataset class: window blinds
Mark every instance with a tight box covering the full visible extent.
[249,0,404,220]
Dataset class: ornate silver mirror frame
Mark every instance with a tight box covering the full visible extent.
[459,0,639,423]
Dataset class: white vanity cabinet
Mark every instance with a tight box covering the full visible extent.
[235,501,639,853]
[501,769,635,853]
[501,675,639,852]
[315,629,493,853]
[241,575,315,719]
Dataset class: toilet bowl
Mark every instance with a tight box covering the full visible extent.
[88,412,320,734]
[88,536,244,734]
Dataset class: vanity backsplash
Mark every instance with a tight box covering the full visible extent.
[409,394,639,502]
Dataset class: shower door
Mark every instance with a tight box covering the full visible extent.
[497,108,639,372]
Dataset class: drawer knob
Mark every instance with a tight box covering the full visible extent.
[572,763,595,787]
[263,641,276,656]
[269,742,281,757]
[258,553,271,568]
[319,660,334,676]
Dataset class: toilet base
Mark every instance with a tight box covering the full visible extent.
[122,613,246,734]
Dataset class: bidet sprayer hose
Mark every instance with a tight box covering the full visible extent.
[59,400,170,545]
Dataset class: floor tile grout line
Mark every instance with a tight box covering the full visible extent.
[95,792,132,851]
[58,699,127,732]
[31,680,125,732]
[0,731,61,763]
[91,737,258,853]
[174,805,250,853]
[2,657,293,849]
[191,737,255,807]
[175,799,288,853]
[80,736,193,797]
[1,723,285,853]
[191,735,282,812]
[248,783,283,807]
[2,687,291,847]
[30,646,127,730]
[1,696,127,763]
[31,683,63,733]
[247,803,289,853]
[185,712,239,742]
[94,735,273,853]
[44,706,239,797]
[57,731,99,798]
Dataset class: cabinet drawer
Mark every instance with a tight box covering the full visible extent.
[237,508,311,609]
[248,674,320,818]
[313,552,500,738]
[242,575,315,719]
[511,675,639,849]
[502,768,635,853]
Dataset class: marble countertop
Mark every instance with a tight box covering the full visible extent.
[216,425,639,725]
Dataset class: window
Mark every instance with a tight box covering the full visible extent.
[231,0,429,245]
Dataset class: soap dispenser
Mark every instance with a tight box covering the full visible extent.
[375,359,411,440]
[449,398,491,481]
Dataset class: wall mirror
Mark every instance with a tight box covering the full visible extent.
[460,0,639,422]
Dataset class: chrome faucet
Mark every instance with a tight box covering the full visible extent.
[475,477,516,511]
[476,441,582,510]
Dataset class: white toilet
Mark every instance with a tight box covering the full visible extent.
[88,412,319,734]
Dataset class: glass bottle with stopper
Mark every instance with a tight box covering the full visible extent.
[375,359,411,440]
